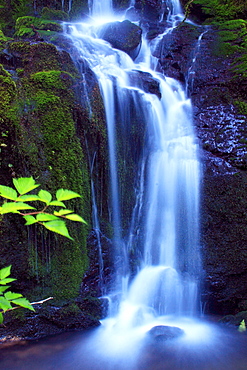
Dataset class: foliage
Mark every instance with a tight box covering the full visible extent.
[0,265,34,324]
[15,16,62,39]
[191,0,247,22]
[0,176,87,240]
[41,7,69,21]
[238,319,246,332]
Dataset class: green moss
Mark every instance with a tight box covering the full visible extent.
[41,7,69,21]
[0,42,91,303]
[192,0,247,23]
[15,16,62,38]
[30,70,74,90]
[8,42,62,73]
[69,0,88,20]
[234,100,247,114]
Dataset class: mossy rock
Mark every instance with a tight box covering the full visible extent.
[15,16,63,39]
[41,7,69,21]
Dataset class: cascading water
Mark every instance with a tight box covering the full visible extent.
[65,0,202,362]
[2,3,247,370]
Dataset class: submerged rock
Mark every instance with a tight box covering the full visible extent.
[148,325,184,342]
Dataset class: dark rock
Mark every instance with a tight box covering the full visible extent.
[148,325,184,341]
[219,311,247,327]
[0,304,100,343]
[81,230,114,298]
[135,0,163,21]
[153,22,203,83]
[129,70,161,98]
[99,20,142,60]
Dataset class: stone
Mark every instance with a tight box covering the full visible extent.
[99,20,142,60]
[148,325,184,341]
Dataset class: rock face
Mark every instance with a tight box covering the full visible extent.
[135,0,163,21]
[151,16,247,314]
[100,20,142,59]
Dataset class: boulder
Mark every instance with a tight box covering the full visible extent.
[100,20,142,60]
[148,325,184,341]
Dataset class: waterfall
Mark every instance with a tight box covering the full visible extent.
[88,0,113,17]
[66,0,201,350]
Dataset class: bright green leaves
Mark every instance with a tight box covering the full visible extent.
[0,177,87,240]
[13,177,40,195]
[38,189,52,204]
[0,265,34,324]
[0,265,12,280]
[0,185,17,201]
[238,319,246,332]
[0,202,36,214]
[44,220,73,240]
[56,189,81,201]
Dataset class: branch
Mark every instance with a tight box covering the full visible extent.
[30,296,54,306]
[177,0,195,28]
[0,297,54,313]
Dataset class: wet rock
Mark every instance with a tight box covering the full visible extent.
[129,70,161,98]
[135,0,163,21]
[219,311,247,327]
[148,325,184,341]
[81,230,114,298]
[153,22,203,83]
[0,304,100,343]
[100,20,142,60]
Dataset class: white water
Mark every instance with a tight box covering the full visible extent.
[66,0,202,362]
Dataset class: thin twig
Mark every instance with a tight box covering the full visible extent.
[1,297,54,313]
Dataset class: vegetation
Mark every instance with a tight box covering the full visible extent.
[0,176,87,239]
[0,176,87,323]
[0,265,34,324]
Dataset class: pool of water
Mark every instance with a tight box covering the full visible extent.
[0,320,247,370]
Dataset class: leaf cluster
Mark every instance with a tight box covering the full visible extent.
[0,177,87,240]
[0,265,34,324]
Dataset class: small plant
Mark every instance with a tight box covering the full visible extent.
[238,319,246,333]
[0,176,87,240]
[0,265,34,324]
[0,176,87,323]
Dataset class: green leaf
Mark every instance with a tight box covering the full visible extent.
[0,278,16,285]
[4,291,23,300]
[0,312,3,324]
[0,286,9,293]
[0,202,36,214]
[11,298,35,311]
[18,194,40,202]
[56,189,81,202]
[0,265,11,280]
[49,200,66,207]
[0,297,12,311]
[13,177,40,195]
[238,319,246,332]
[23,215,38,225]
[0,185,17,201]
[43,220,73,240]
[64,213,87,223]
[36,213,60,222]
[38,189,52,204]
[54,209,73,216]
